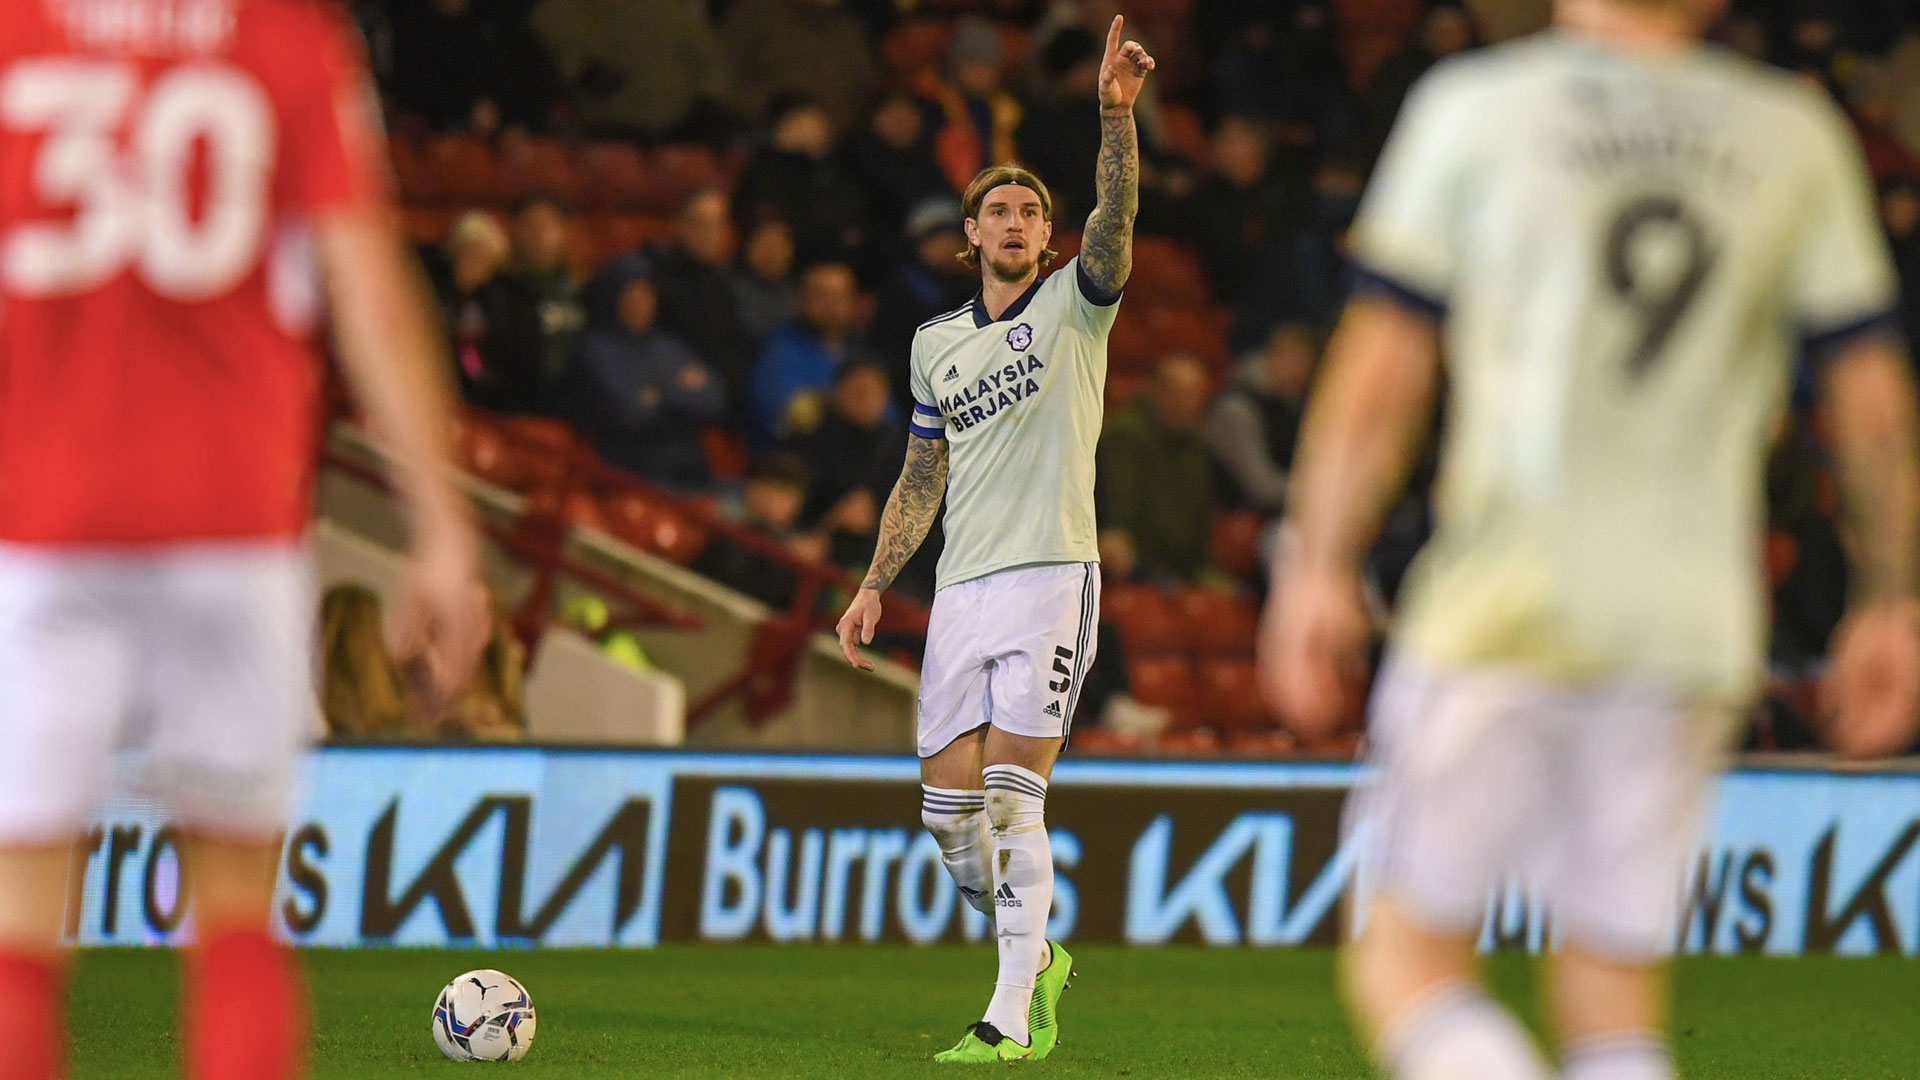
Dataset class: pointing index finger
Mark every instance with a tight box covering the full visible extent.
[1105,14,1123,59]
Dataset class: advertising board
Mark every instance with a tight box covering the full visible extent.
[70,750,1920,956]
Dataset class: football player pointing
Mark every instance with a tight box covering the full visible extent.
[837,15,1152,1065]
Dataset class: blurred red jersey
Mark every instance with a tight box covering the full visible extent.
[0,0,385,545]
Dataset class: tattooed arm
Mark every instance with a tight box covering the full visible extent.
[1819,337,1920,756]
[1081,16,1155,299]
[836,433,949,669]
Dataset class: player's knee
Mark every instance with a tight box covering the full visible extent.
[921,804,975,840]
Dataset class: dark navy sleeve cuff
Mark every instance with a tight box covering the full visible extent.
[1350,262,1448,321]
[908,421,946,440]
[1800,308,1903,371]
[1076,258,1124,307]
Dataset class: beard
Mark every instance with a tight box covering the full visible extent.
[982,245,1040,283]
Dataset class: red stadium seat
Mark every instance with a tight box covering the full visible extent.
[1129,236,1210,306]
[1196,656,1269,732]
[1106,307,1159,373]
[880,20,953,82]
[1210,511,1265,580]
[1102,585,1185,653]
[579,142,653,211]
[566,216,625,276]
[423,135,504,204]
[390,139,434,202]
[1155,728,1221,754]
[500,417,584,493]
[457,415,526,489]
[602,491,710,565]
[1156,105,1209,164]
[499,136,582,202]
[1177,589,1259,656]
[1126,654,1199,727]
[701,427,752,482]
[1145,304,1233,366]
[1227,729,1300,756]
[647,145,724,210]
[1069,728,1144,755]
[402,205,456,246]
[1103,371,1147,417]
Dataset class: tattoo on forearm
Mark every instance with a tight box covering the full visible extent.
[862,435,948,592]
[1836,416,1920,603]
[1080,108,1138,297]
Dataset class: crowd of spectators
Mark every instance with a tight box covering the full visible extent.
[354,0,1920,748]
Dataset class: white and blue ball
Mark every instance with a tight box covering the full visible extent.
[431,969,537,1062]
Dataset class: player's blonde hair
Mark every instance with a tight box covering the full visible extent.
[958,165,1059,270]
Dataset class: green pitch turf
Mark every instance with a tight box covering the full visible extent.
[65,946,1920,1078]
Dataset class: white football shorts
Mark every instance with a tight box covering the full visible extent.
[1350,653,1740,961]
[0,541,314,842]
[917,561,1100,758]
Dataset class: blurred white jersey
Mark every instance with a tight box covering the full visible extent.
[1357,32,1899,703]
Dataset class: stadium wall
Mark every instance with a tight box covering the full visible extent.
[69,749,1920,957]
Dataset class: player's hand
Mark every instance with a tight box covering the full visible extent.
[1820,599,1920,758]
[1097,16,1155,112]
[392,521,491,710]
[837,587,883,670]
[1258,547,1370,742]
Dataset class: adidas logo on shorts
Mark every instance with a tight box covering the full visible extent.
[1043,701,1063,719]
[995,882,1022,908]
[942,364,960,382]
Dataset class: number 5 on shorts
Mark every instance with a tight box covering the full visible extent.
[1048,645,1075,694]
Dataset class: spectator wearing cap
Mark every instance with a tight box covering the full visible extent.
[1096,354,1218,585]
[870,197,977,416]
[649,188,754,410]
[432,211,546,416]
[782,360,908,571]
[1014,26,1103,223]
[847,91,954,271]
[530,0,731,140]
[931,19,1022,193]
[1206,323,1315,514]
[693,452,823,609]
[733,99,872,268]
[746,262,880,443]
[721,0,874,136]
[507,193,586,396]
[732,215,799,352]
[560,254,726,492]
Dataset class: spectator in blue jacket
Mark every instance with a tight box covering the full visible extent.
[746,261,877,442]
[561,255,726,492]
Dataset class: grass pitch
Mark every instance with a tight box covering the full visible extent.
[66,946,1920,1078]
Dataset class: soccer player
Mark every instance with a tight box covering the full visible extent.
[0,2,489,1079]
[834,16,1152,1065]
[1258,0,1920,1077]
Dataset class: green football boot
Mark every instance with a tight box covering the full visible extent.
[1026,940,1076,1061]
[933,1022,1033,1063]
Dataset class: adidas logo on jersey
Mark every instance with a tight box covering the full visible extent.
[1043,701,1063,718]
[995,882,1022,908]
[942,364,961,382]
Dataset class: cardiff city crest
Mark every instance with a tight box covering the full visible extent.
[1006,323,1033,351]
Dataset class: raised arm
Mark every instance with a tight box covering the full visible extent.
[1078,16,1155,298]
[836,433,950,669]
[1818,337,1920,756]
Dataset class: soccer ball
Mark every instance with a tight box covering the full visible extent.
[431,969,538,1062]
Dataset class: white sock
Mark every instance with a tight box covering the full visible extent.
[1562,1032,1674,1080]
[979,763,1052,1047]
[1382,982,1553,1080]
[920,786,994,917]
